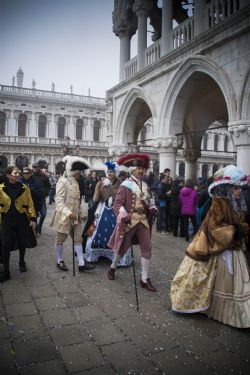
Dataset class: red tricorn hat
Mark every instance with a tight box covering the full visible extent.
[117,153,150,169]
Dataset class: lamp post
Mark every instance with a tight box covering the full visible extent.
[62,137,80,156]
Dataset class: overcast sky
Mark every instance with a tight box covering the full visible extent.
[0,0,123,98]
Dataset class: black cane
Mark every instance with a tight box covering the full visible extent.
[131,245,139,311]
[128,226,139,312]
[72,223,75,277]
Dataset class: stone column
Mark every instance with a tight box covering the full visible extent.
[50,155,55,173]
[86,118,93,142]
[112,1,137,81]
[228,121,250,174]
[183,149,201,181]
[119,32,131,81]
[161,0,173,55]
[194,0,207,36]
[136,7,148,70]
[68,116,75,139]
[30,113,36,137]
[49,114,56,139]
[156,137,177,177]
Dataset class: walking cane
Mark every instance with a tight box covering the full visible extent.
[128,225,139,312]
[72,223,75,277]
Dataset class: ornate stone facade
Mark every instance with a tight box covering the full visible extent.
[109,0,250,178]
[0,76,108,173]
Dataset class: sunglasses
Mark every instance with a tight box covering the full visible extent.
[232,186,241,190]
[23,172,30,175]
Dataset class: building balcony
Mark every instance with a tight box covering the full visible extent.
[0,135,108,149]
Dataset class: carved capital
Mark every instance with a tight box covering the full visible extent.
[155,137,178,151]
[113,0,137,37]
[228,121,250,146]
[183,148,201,162]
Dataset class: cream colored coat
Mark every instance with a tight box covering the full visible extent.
[50,175,87,234]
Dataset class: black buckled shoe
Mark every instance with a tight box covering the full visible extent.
[108,267,116,280]
[19,262,27,272]
[78,262,96,272]
[140,278,157,292]
[57,261,68,271]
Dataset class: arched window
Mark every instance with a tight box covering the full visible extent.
[214,134,219,151]
[203,133,208,150]
[202,164,208,179]
[224,135,228,152]
[38,115,47,138]
[212,164,219,175]
[76,118,83,140]
[18,113,27,136]
[58,117,65,139]
[93,120,100,142]
[0,112,6,135]
[179,162,185,178]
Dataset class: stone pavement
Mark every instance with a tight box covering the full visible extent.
[0,205,250,375]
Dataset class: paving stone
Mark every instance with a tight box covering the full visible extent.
[116,316,177,354]
[50,324,91,346]
[0,339,15,369]
[9,315,47,339]
[62,292,91,308]
[59,342,105,372]
[3,293,33,305]
[151,346,214,375]
[20,360,66,375]
[201,349,250,374]
[13,337,57,366]
[6,302,38,318]
[35,296,66,311]
[40,308,78,328]
[72,305,106,322]
[52,279,82,293]
[85,319,127,345]
[0,281,27,295]
[102,341,156,373]
[101,298,139,319]
[74,366,116,375]
[29,285,58,298]
[160,319,223,355]
[0,318,11,338]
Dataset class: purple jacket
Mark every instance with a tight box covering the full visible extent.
[179,187,198,216]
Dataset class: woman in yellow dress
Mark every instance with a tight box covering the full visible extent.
[170,165,250,328]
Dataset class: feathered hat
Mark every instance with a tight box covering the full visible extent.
[63,155,91,171]
[103,161,119,176]
[208,164,247,196]
[117,153,150,169]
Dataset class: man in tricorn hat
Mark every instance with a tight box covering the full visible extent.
[50,155,95,272]
[108,153,157,291]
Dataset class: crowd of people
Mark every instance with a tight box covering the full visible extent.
[0,154,250,329]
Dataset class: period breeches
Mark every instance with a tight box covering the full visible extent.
[56,223,83,244]
[119,222,152,259]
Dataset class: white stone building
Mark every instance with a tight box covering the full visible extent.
[0,69,108,174]
[107,0,250,179]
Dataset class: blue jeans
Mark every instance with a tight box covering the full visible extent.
[38,198,47,234]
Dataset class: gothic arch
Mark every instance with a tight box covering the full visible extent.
[240,67,250,120]
[115,86,157,145]
[158,55,237,141]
